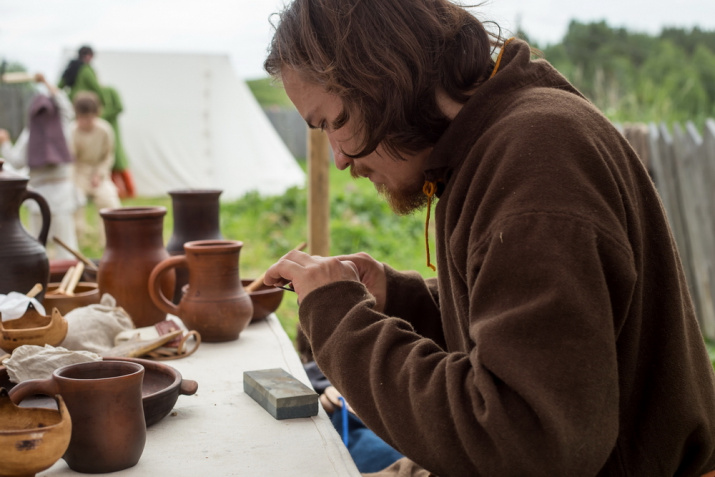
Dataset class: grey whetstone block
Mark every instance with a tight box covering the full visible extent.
[243,368,319,420]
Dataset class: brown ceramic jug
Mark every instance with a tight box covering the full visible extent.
[0,160,51,300]
[9,360,147,474]
[148,240,253,342]
[166,189,224,304]
[98,206,175,327]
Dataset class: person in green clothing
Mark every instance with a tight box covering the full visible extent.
[59,46,104,103]
[59,46,135,197]
[101,85,135,198]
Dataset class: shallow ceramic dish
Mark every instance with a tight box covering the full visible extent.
[43,282,101,315]
[0,305,68,353]
[241,279,285,322]
[0,357,198,427]
[0,387,72,477]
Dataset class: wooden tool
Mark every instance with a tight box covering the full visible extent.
[25,283,43,298]
[53,266,75,295]
[64,262,85,296]
[1,71,34,84]
[52,236,98,271]
[245,242,307,293]
[102,329,184,358]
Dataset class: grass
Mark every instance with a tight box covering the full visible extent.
[75,162,436,346]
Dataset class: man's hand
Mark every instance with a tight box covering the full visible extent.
[333,252,387,312]
[264,251,360,303]
[0,129,10,145]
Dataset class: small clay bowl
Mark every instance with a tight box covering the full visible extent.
[241,279,285,322]
[0,305,68,353]
[104,357,198,427]
[0,387,72,477]
[43,282,101,316]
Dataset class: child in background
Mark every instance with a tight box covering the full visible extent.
[70,91,121,246]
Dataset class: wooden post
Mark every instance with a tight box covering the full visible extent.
[307,127,331,257]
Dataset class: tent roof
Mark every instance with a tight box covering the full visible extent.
[90,50,305,201]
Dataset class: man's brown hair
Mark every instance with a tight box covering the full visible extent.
[73,91,101,116]
[265,0,501,159]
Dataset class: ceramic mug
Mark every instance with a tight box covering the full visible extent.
[9,360,147,473]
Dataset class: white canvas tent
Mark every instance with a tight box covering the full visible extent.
[83,50,304,201]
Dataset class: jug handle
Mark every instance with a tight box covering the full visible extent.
[9,377,60,405]
[21,188,51,246]
[149,256,185,316]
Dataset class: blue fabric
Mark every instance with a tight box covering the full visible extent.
[330,408,403,473]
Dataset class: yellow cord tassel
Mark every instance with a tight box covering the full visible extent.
[421,38,515,272]
[423,180,437,271]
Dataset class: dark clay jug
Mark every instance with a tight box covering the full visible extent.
[149,240,253,342]
[166,189,223,303]
[0,160,50,300]
[98,206,175,327]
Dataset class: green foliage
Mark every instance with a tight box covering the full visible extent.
[540,21,715,128]
[246,77,294,109]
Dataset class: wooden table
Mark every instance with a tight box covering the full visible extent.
[39,315,360,476]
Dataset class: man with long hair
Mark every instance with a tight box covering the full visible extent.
[263,0,715,475]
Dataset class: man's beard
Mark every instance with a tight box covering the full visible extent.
[350,165,427,215]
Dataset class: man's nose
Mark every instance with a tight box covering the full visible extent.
[331,144,351,170]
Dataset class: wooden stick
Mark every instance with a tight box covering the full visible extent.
[54,266,75,295]
[25,283,43,298]
[1,72,34,84]
[245,242,307,293]
[65,262,85,296]
[52,236,98,271]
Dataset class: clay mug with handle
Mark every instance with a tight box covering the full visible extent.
[9,360,147,473]
[149,239,253,342]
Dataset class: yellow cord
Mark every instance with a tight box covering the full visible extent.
[422,37,515,272]
[490,37,515,79]
[423,180,438,271]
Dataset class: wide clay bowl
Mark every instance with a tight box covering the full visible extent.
[0,306,68,353]
[42,282,101,316]
[241,279,285,322]
[0,358,198,428]
[103,357,198,427]
[0,387,72,477]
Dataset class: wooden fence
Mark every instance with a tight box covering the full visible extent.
[623,119,715,340]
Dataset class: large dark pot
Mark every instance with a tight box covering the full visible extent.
[0,160,50,300]
[166,189,223,303]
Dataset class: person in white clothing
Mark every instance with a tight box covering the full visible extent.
[0,73,80,260]
[70,91,121,246]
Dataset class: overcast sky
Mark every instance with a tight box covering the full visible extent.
[2,0,714,82]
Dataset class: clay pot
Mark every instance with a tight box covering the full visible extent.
[149,240,253,342]
[42,282,101,315]
[241,279,285,322]
[166,189,223,303]
[105,357,199,427]
[9,360,147,474]
[0,160,50,301]
[0,305,68,353]
[0,388,72,477]
[98,206,175,328]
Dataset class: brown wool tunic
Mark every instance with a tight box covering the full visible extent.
[299,39,715,476]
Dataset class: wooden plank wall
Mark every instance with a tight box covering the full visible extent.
[625,120,715,339]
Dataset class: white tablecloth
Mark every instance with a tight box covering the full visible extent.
[39,314,360,476]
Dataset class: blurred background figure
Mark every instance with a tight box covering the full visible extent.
[70,91,121,246]
[60,45,135,198]
[102,85,135,198]
[0,72,80,260]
